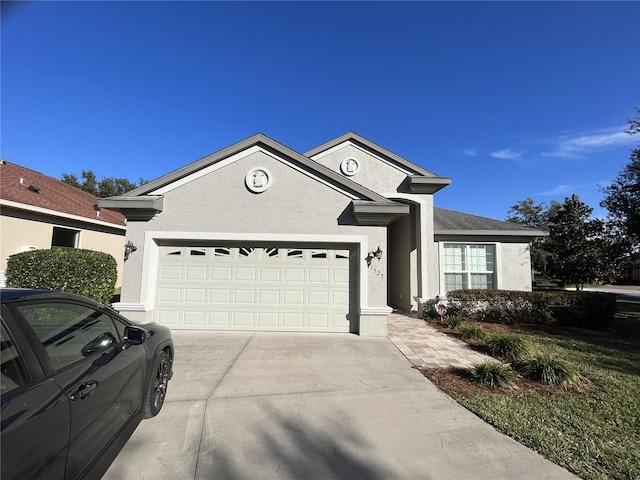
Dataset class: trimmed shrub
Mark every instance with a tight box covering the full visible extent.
[486,334,532,361]
[519,353,582,386]
[6,249,117,305]
[445,289,615,329]
[444,316,466,329]
[458,325,487,341]
[469,361,517,388]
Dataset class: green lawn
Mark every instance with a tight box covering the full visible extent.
[436,300,640,480]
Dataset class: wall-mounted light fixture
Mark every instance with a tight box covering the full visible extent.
[365,246,383,267]
[124,240,137,261]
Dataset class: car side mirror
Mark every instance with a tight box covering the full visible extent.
[124,326,147,345]
[81,332,117,357]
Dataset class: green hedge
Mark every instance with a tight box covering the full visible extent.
[6,249,117,305]
[443,289,616,329]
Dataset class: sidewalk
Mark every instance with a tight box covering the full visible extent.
[387,312,496,368]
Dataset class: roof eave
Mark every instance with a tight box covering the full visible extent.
[98,196,164,221]
[408,176,452,194]
[352,200,410,226]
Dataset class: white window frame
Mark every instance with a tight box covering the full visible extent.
[438,242,502,296]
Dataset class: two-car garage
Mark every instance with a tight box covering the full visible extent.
[154,245,354,332]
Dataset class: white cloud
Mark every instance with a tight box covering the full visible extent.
[490,148,523,160]
[538,184,575,196]
[459,148,477,157]
[542,127,635,158]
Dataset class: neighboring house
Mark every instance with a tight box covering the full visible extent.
[99,133,545,336]
[0,160,127,286]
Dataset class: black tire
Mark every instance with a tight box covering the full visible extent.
[144,350,171,418]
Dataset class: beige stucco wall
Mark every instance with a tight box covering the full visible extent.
[120,150,389,332]
[0,209,125,287]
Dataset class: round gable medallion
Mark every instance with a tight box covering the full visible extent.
[340,157,360,176]
[245,167,272,193]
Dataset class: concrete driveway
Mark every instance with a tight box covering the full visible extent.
[103,331,578,480]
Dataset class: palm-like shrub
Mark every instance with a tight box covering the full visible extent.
[458,325,487,341]
[486,334,532,361]
[444,316,466,329]
[469,361,517,388]
[519,353,582,386]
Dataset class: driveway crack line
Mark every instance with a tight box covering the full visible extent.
[192,332,255,480]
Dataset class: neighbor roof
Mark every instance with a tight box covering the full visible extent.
[434,207,547,237]
[0,160,126,227]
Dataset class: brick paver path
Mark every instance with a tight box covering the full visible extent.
[387,312,497,368]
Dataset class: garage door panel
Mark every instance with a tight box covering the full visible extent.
[283,291,304,306]
[158,288,181,303]
[234,290,255,304]
[185,266,207,281]
[156,246,353,332]
[283,268,305,283]
[283,313,304,327]
[160,265,183,281]
[308,313,329,328]
[184,311,205,326]
[258,290,280,305]
[184,288,206,303]
[208,311,229,326]
[210,266,232,281]
[209,289,231,303]
[333,269,349,284]
[308,291,329,306]
[308,269,330,283]
[235,267,256,281]
[257,312,279,327]
[333,291,349,306]
[259,268,280,282]
[157,310,180,326]
[232,312,255,327]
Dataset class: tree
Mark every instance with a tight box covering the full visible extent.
[61,170,147,198]
[600,108,640,252]
[546,194,619,290]
[506,198,560,273]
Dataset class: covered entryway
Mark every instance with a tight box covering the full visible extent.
[155,245,353,331]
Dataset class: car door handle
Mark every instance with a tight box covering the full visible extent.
[70,382,97,401]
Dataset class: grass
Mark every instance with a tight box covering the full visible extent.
[519,353,582,386]
[421,299,640,480]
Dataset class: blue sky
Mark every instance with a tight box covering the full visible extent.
[2,1,639,220]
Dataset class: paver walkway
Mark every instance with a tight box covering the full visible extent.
[387,312,497,368]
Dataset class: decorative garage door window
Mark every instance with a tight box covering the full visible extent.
[155,247,352,332]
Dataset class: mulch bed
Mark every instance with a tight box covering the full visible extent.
[419,319,597,396]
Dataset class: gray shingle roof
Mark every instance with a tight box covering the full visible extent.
[434,207,546,236]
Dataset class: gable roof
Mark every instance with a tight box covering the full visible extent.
[434,207,547,237]
[305,132,441,177]
[100,133,410,225]
[0,160,126,228]
[120,133,396,204]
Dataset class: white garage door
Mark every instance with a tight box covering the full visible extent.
[155,246,352,332]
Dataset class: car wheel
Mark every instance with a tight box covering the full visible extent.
[144,350,171,418]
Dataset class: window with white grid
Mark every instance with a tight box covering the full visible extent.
[443,244,496,293]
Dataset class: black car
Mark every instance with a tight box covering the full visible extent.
[0,289,174,480]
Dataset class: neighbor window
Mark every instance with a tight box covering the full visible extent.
[51,227,78,248]
[443,243,496,293]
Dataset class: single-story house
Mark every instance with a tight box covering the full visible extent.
[99,133,545,336]
[0,160,127,286]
